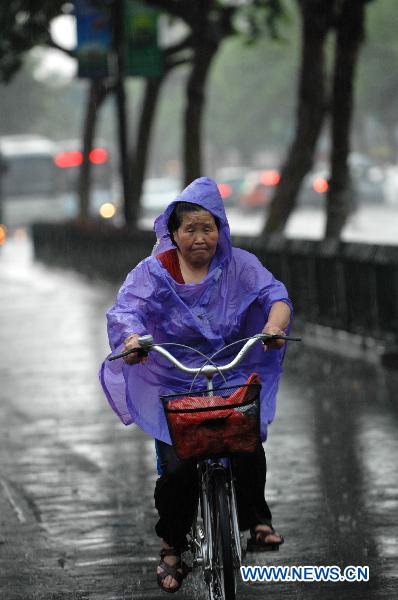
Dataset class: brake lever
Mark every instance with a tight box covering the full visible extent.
[108,347,148,361]
[260,334,302,346]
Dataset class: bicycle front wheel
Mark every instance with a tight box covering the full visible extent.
[211,468,236,600]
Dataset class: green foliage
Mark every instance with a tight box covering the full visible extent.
[2,0,396,172]
[357,0,398,119]
[148,7,299,169]
[0,55,86,140]
[147,68,187,172]
[0,58,50,134]
[0,1,67,82]
[205,31,299,162]
[351,0,398,158]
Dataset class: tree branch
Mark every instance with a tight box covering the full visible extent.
[45,32,76,58]
[164,32,193,56]
[165,56,191,72]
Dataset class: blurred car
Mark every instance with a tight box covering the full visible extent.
[298,153,387,208]
[298,166,329,207]
[140,177,181,216]
[350,153,386,204]
[0,134,65,229]
[238,168,281,210]
[55,138,119,221]
[215,167,247,207]
[383,164,398,206]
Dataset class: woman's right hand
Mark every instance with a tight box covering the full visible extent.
[123,334,148,365]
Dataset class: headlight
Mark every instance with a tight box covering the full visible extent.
[99,203,116,219]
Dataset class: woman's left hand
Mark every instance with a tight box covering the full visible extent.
[261,323,286,352]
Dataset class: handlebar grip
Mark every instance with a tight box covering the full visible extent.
[261,334,302,344]
[108,347,148,362]
[279,335,302,342]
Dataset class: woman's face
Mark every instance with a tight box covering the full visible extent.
[173,210,219,268]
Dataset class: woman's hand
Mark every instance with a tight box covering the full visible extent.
[262,301,291,352]
[122,333,148,365]
[261,323,286,352]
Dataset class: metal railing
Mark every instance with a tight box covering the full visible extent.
[32,223,398,346]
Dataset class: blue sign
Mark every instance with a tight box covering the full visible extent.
[74,0,112,79]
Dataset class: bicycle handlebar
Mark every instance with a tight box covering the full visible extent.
[108,333,301,376]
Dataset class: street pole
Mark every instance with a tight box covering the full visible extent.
[113,0,133,227]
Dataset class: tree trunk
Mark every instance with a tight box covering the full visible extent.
[183,44,217,186]
[126,32,193,222]
[78,80,108,220]
[264,1,334,235]
[325,0,366,239]
[129,76,164,222]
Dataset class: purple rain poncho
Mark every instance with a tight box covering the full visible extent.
[100,177,292,444]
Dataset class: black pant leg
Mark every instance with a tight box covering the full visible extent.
[232,442,273,531]
[154,440,199,550]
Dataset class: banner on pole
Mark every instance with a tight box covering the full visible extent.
[124,1,163,78]
[74,0,112,79]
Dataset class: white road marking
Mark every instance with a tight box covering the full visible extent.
[0,478,27,523]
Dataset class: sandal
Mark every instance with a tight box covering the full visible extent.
[157,547,190,593]
[246,524,284,552]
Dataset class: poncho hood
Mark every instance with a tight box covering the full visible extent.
[152,176,232,265]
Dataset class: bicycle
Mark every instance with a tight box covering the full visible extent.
[109,331,301,600]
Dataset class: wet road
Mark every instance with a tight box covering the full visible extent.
[0,235,397,599]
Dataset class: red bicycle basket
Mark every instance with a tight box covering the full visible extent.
[161,373,261,461]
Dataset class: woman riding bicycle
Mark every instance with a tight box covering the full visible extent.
[100,177,292,593]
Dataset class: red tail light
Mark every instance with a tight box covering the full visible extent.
[89,147,108,164]
[54,151,83,168]
[54,147,108,168]
[260,170,280,186]
[218,183,232,199]
[312,177,329,193]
